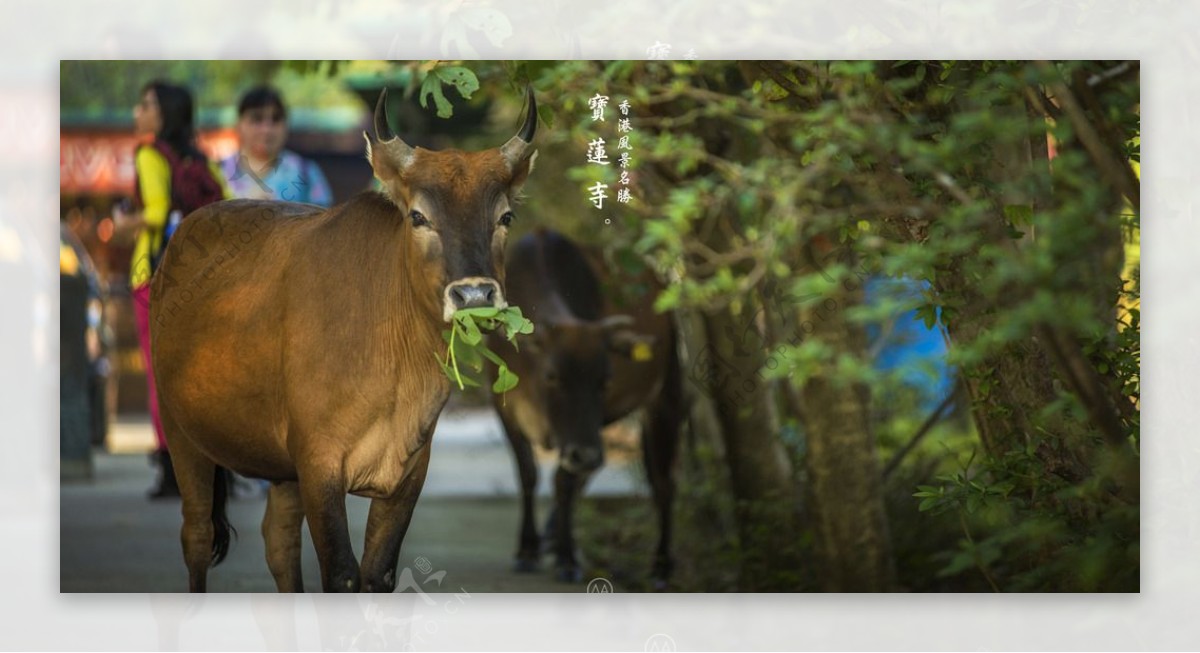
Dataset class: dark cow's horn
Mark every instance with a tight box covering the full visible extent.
[372,88,416,170]
[600,314,635,332]
[500,86,538,170]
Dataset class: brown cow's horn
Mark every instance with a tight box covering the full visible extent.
[374,89,395,141]
[500,86,538,169]
[373,88,416,170]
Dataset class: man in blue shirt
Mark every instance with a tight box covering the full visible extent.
[220,85,333,207]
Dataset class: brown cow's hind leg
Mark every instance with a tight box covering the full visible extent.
[165,424,218,592]
[360,445,432,592]
[642,408,680,590]
[263,481,305,592]
[643,339,683,589]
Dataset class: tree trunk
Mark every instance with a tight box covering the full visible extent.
[672,307,743,589]
[794,279,896,591]
[697,304,799,590]
[934,258,1094,481]
[936,75,1141,491]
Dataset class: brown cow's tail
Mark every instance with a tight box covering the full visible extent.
[210,466,236,566]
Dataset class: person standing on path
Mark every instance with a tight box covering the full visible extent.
[113,80,231,499]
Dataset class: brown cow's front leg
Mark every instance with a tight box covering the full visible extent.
[262,480,305,592]
[360,445,432,592]
[551,467,590,583]
[297,466,359,592]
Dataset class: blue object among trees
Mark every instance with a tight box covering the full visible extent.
[864,276,955,413]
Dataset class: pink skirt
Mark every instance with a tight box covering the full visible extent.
[132,283,167,450]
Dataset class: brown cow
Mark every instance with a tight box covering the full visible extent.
[489,230,682,586]
[149,88,538,592]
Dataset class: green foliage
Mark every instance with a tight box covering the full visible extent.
[378,59,1139,592]
[911,440,1138,591]
[419,65,481,118]
[437,306,533,395]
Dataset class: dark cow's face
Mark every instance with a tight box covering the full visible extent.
[533,322,612,474]
[366,88,538,321]
[527,316,653,474]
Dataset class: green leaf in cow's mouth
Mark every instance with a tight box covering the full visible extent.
[437,305,534,398]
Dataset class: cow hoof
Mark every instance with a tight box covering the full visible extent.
[554,565,584,583]
[513,557,540,573]
[650,577,670,592]
[363,569,397,593]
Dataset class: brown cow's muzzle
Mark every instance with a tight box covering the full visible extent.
[443,277,506,321]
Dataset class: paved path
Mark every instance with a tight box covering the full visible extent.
[61,408,646,593]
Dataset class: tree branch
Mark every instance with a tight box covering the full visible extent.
[1086,61,1139,90]
[882,390,957,479]
[1038,61,1139,208]
[1023,84,1063,123]
[1071,65,1141,205]
[1034,324,1129,449]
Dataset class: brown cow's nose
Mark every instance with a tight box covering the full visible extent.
[449,281,497,310]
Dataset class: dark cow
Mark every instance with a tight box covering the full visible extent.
[150,89,538,592]
[489,230,682,586]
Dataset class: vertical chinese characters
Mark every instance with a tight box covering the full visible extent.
[586,94,609,216]
[616,99,633,205]
[584,93,635,223]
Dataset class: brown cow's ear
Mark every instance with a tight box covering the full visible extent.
[509,150,538,197]
[365,132,398,184]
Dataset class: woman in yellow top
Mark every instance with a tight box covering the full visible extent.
[114,81,231,498]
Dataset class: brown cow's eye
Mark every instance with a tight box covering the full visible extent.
[410,210,429,228]
[498,211,515,227]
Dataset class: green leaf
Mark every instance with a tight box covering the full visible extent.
[457,315,483,346]
[966,494,982,514]
[456,306,502,319]
[419,74,454,119]
[439,304,533,395]
[433,66,480,100]
[492,365,519,393]
[436,353,480,388]
[501,307,534,338]
[915,303,940,329]
[913,485,942,498]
